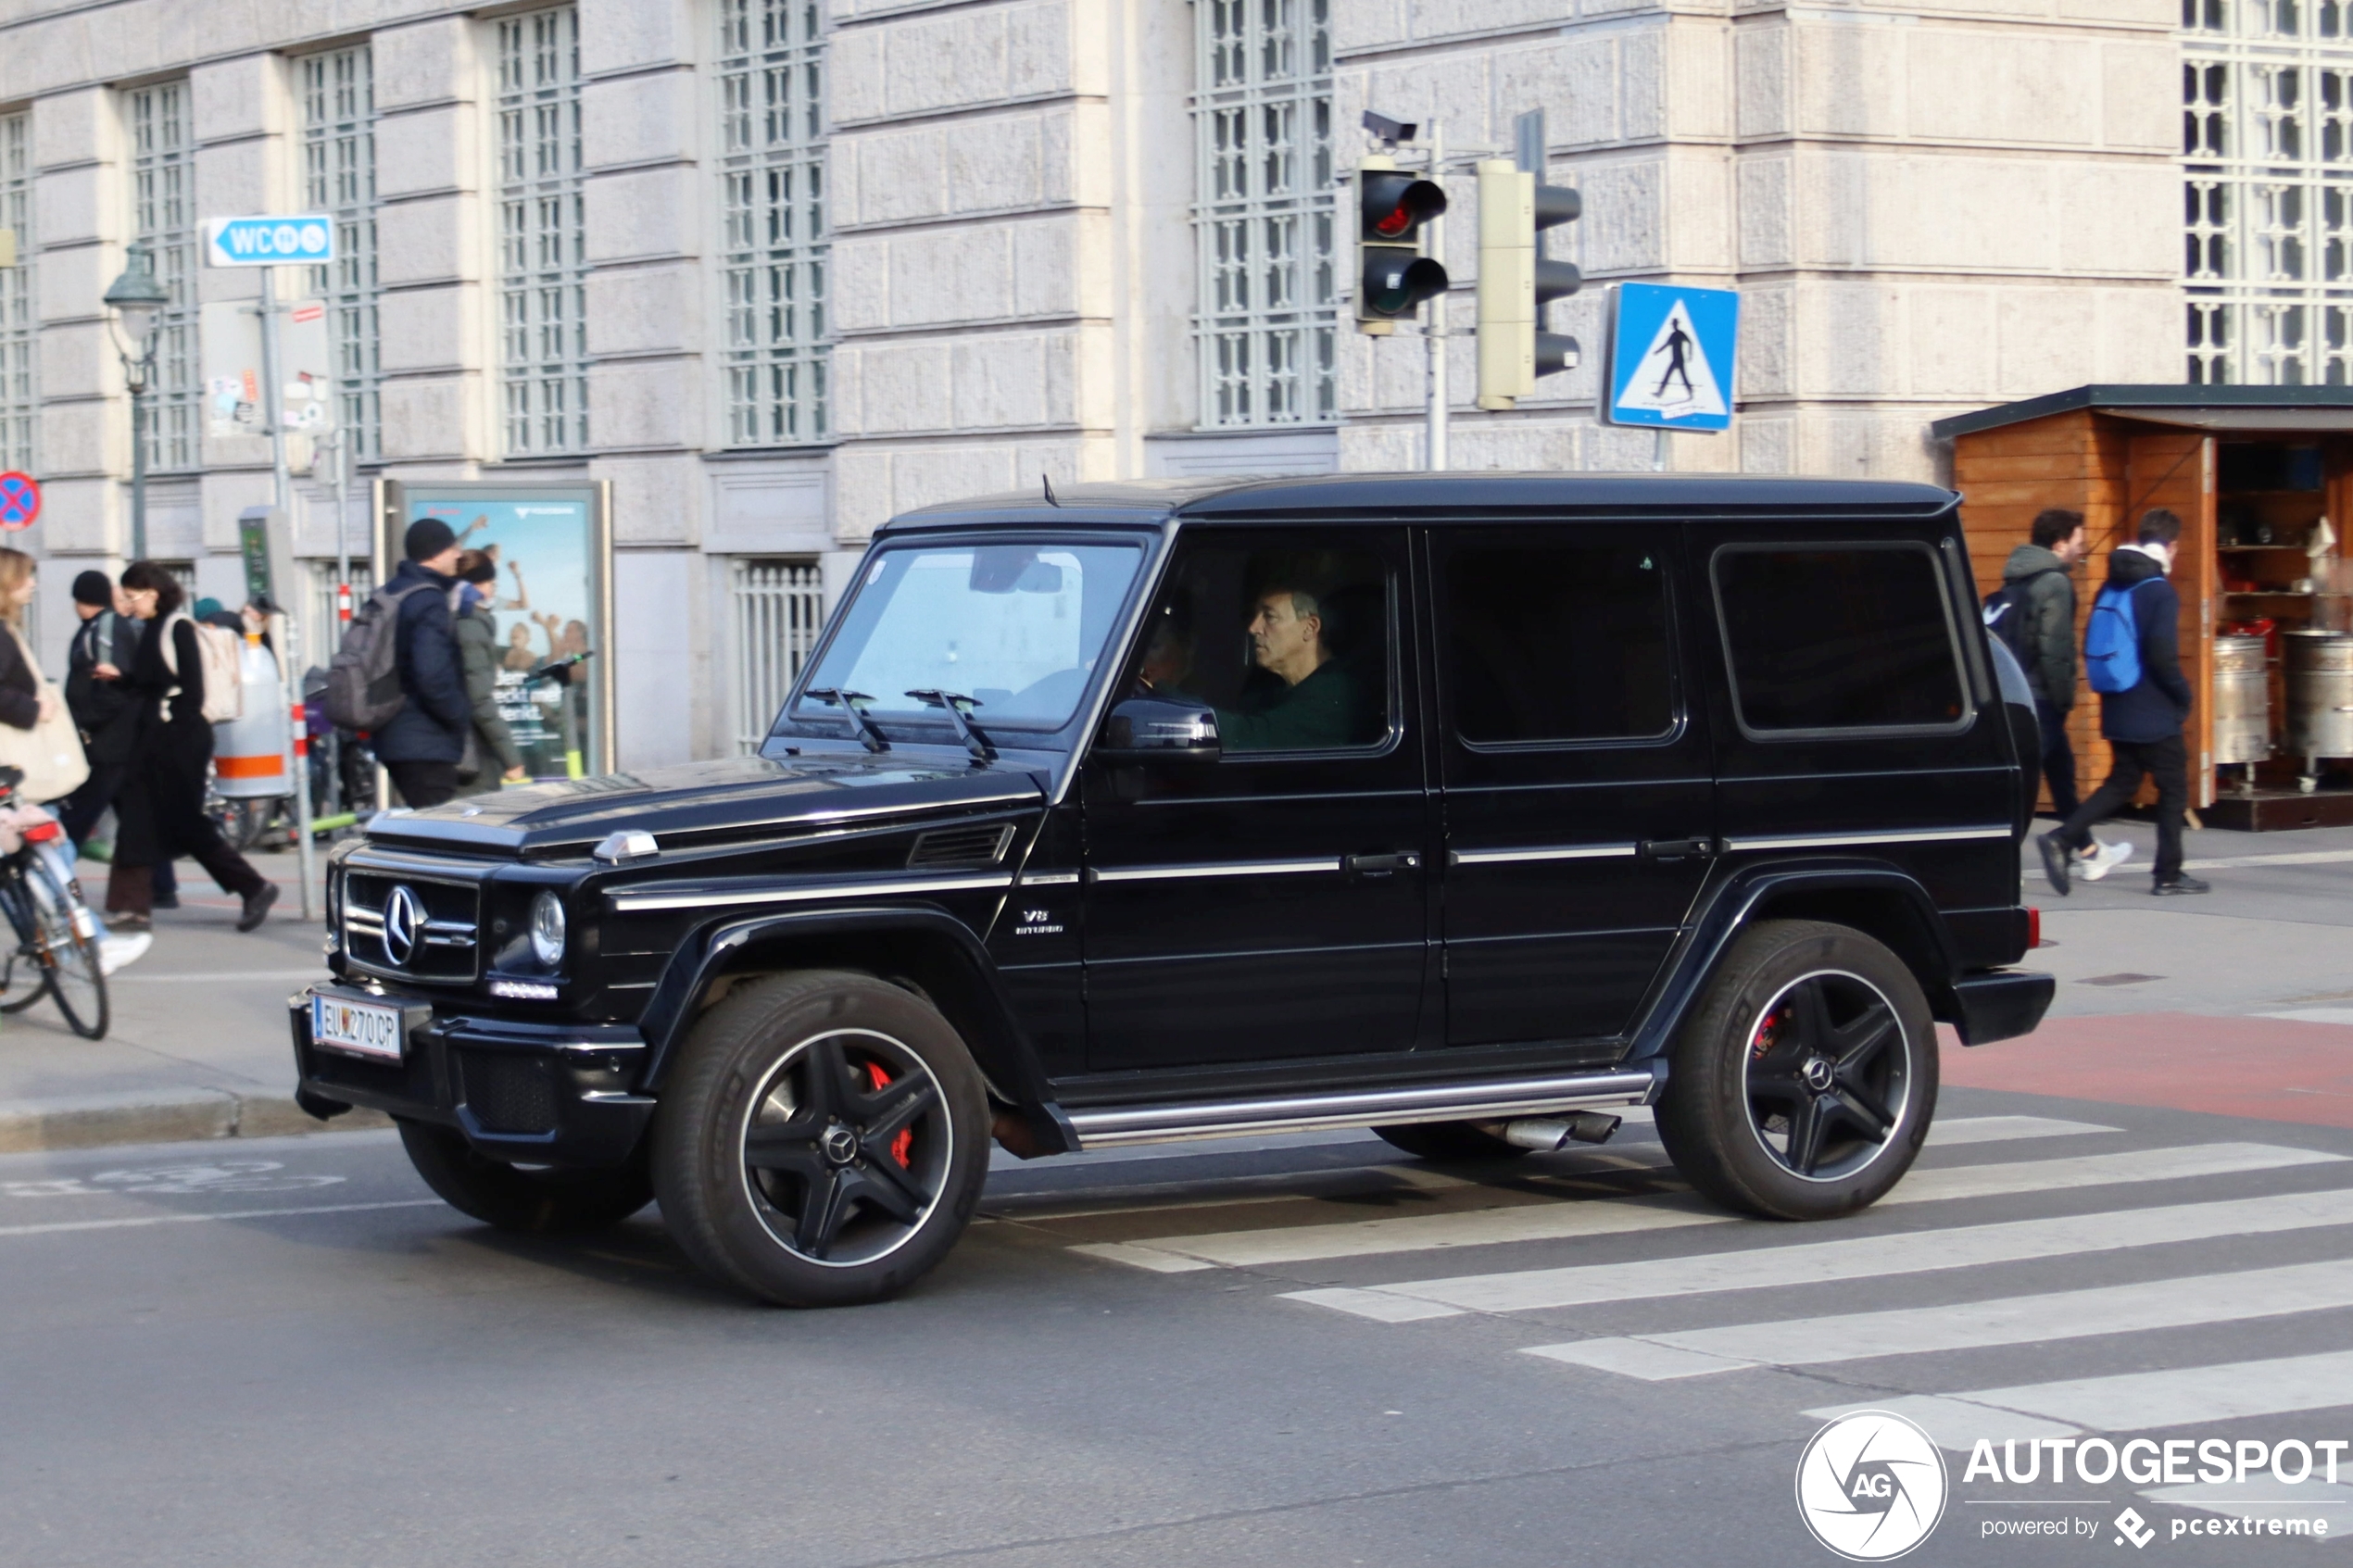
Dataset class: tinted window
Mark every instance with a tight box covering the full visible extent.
[1713,544,1968,733]
[1445,539,1674,745]
[1131,540,1391,754]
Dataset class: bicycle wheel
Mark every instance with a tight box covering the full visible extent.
[21,858,106,1038]
[0,876,46,1015]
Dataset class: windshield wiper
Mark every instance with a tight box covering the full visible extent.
[802,687,889,753]
[905,689,996,765]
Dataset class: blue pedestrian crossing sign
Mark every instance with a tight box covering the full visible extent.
[1604,282,1739,432]
[205,214,335,269]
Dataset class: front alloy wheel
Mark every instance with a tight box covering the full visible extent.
[740,1030,954,1267]
[1656,919,1937,1220]
[653,970,990,1307]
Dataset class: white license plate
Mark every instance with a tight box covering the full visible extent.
[310,990,407,1061]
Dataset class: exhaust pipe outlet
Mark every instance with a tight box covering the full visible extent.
[1487,1112,1622,1152]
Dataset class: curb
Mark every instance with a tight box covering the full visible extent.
[0,1087,394,1154]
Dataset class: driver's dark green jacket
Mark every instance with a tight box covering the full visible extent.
[1215,659,1365,751]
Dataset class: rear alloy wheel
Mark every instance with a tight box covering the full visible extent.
[396,1119,654,1234]
[1374,1122,1530,1162]
[1656,919,1936,1220]
[651,971,989,1308]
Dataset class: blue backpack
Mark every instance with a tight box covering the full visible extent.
[2083,582,2143,694]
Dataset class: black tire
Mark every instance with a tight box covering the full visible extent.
[21,859,105,1039]
[1374,1122,1530,1161]
[650,970,990,1308]
[1655,919,1937,1221]
[397,1119,654,1235]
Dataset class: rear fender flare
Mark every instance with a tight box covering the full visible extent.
[1623,861,1963,1067]
[635,906,1075,1151]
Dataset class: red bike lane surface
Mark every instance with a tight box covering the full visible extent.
[1942,1012,2353,1129]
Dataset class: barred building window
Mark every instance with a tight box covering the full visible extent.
[718,0,828,446]
[730,558,825,751]
[497,7,588,455]
[302,45,382,462]
[129,83,200,471]
[0,113,33,474]
[1192,0,1336,428]
[2182,0,2353,382]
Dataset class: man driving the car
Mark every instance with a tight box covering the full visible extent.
[1214,582,1365,751]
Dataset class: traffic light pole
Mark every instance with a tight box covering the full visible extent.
[258,267,318,921]
[1424,122,1447,473]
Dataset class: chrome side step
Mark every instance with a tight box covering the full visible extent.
[1063,1066,1664,1149]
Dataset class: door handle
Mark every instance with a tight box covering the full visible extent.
[1640,837,1717,862]
[1344,851,1421,875]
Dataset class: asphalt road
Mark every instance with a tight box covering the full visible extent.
[5,827,2352,1566]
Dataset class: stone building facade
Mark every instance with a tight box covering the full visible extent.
[0,0,2209,766]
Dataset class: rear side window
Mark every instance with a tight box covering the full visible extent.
[1712,543,1969,735]
[1443,537,1675,746]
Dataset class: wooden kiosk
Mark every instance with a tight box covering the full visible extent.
[1934,385,2353,831]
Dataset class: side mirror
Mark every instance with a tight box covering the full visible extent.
[1095,696,1220,763]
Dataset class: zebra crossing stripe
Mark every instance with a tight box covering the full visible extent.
[1074,1142,2332,1273]
[1525,1256,2353,1381]
[1806,1348,2353,1449]
[1283,1183,2353,1320]
[1923,1115,2119,1147]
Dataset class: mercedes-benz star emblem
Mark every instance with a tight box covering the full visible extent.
[382,884,423,968]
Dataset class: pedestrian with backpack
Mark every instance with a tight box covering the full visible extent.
[104,561,277,932]
[344,519,473,809]
[1987,508,2131,881]
[2038,508,2208,897]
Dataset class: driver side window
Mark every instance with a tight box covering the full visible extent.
[1132,536,1393,755]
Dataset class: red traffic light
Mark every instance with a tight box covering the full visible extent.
[1360,171,1446,241]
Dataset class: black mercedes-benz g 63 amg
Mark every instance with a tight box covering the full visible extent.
[294,473,2053,1306]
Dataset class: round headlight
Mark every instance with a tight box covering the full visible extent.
[529,890,567,968]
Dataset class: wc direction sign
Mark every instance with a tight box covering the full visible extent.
[1603,282,1739,432]
[204,214,334,269]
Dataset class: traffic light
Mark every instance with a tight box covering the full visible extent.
[1475,157,1581,408]
[1356,156,1448,334]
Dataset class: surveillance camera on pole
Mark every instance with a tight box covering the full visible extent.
[1476,114,1581,408]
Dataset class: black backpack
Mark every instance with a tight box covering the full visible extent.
[322,582,436,731]
[1982,570,2059,666]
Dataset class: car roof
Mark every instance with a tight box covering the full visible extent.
[881,472,1961,532]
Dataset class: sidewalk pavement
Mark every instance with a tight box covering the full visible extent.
[0,852,385,1153]
[3,820,2349,1154]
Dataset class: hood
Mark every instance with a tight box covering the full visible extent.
[2003,544,2067,582]
[2105,546,2166,589]
[362,751,1047,857]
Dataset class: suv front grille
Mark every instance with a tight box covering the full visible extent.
[343,872,482,983]
[907,823,1014,871]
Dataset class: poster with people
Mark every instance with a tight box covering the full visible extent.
[386,483,611,781]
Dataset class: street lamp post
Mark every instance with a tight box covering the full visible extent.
[103,245,169,563]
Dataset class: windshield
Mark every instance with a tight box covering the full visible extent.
[792,541,1144,734]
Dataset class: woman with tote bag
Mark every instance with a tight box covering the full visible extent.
[0,547,149,974]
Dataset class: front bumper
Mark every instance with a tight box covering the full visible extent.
[290,984,654,1166]
[1950,968,2056,1047]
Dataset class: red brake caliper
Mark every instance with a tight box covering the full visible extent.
[865,1062,914,1168]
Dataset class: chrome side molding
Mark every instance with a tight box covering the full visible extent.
[1063,1065,1664,1148]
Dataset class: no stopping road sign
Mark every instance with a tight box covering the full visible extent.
[0,471,38,530]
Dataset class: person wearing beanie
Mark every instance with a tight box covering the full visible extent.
[57,567,178,911]
[448,549,530,797]
[371,516,473,808]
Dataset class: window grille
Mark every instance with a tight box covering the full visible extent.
[718,0,829,446]
[2182,0,2353,381]
[729,558,824,752]
[0,113,33,474]
[308,559,375,659]
[1192,0,1336,428]
[497,7,588,455]
[129,83,200,470]
[302,46,382,462]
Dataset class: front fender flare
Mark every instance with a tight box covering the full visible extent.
[1622,860,1964,1066]
[634,905,1076,1152]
